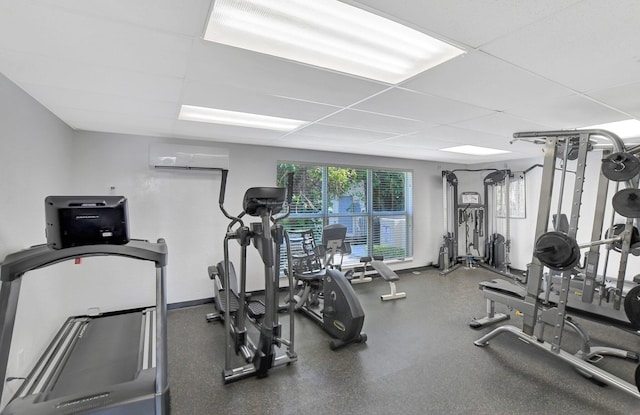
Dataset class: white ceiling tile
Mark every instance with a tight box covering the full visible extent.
[378,133,460,149]
[319,109,431,135]
[282,124,394,144]
[20,83,179,119]
[402,51,573,111]
[27,0,211,37]
[378,126,542,160]
[187,42,389,107]
[353,87,494,124]
[503,94,629,129]
[587,82,640,118]
[0,0,637,164]
[481,0,640,92]
[452,112,554,137]
[0,51,184,102]
[0,3,193,78]
[58,108,175,134]
[181,81,339,122]
[172,121,285,144]
[347,0,582,48]
[408,125,510,147]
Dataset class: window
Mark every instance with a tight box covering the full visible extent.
[277,163,413,265]
[496,172,526,218]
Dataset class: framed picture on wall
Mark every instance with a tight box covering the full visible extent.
[496,172,525,218]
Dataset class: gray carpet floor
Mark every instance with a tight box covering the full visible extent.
[167,266,640,414]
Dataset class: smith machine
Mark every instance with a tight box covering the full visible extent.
[473,129,640,399]
[439,169,516,278]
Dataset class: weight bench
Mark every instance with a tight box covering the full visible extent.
[469,279,518,328]
[347,256,378,284]
[472,278,638,362]
[369,259,407,301]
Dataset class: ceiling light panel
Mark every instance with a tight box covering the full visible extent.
[203,0,465,84]
[179,105,306,131]
[440,145,510,156]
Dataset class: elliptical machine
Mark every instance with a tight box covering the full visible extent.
[207,170,297,383]
[290,224,367,350]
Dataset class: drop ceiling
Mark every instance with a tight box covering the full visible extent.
[1,0,639,164]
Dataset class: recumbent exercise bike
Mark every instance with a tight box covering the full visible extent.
[289,224,367,350]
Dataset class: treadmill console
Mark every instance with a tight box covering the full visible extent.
[45,195,130,249]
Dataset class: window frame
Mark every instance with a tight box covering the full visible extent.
[277,161,413,265]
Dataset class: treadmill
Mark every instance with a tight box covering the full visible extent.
[0,240,170,414]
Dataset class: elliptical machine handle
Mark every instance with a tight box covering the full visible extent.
[219,169,229,206]
[277,172,295,221]
[286,172,294,205]
[218,169,244,226]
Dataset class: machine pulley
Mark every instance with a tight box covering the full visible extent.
[601,152,640,182]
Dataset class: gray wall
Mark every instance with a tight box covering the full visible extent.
[0,73,74,406]
[70,131,448,302]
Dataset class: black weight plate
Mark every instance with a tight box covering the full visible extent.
[624,285,640,330]
[613,188,640,218]
[534,231,580,271]
[602,152,640,182]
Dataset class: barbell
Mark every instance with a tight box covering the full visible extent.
[534,227,639,271]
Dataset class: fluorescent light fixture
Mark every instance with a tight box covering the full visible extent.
[440,145,510,156]
[179,105,306,131]
[580,119,640,139]
[203,0,465,84]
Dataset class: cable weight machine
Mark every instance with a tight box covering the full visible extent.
[439,169,516,278]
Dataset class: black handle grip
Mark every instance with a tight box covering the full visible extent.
[286,172,294,205]
[219,169,229,206]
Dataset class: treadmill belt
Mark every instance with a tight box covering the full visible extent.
[48,312,143,399]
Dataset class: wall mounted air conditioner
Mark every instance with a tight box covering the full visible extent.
[149,143,229,170]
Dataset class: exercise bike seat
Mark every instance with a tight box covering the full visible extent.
[295,269,326,282]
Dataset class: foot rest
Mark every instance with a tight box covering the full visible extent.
[217,290,240,313]
[248,301,266,319]
[208,265,218,279]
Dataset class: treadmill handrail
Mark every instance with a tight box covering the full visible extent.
[0,238,169,412]
[1,239,168,282]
